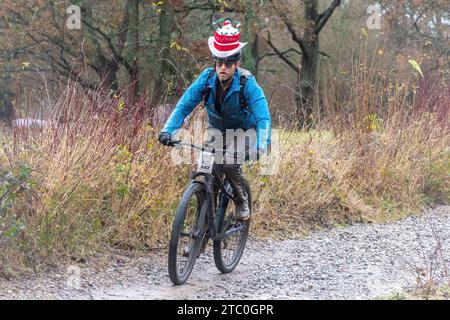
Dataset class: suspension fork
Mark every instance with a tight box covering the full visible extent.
[191,172,235,240]
[204,173,217,239]
[205,173,235,239]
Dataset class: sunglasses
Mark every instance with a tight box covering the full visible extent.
[214,60,236,69]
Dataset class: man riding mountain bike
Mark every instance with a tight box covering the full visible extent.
[158,18,271,221]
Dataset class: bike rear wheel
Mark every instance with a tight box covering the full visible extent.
[213,179,251,273]
[168,182,206,285]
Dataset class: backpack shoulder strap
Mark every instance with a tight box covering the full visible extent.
[202,69,215,107]
[238,67,251,110]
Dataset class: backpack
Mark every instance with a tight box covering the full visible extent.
[202,67,251,111]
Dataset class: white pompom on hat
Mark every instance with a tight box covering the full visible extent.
[208,18,247,59]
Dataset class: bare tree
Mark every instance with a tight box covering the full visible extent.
[264,0,341,128]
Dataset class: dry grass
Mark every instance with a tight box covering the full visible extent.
[247,44,449,237]
[247,113,449,239]
[0,88,189,274]
[0,46,449,275]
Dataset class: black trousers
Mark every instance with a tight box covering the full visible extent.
[205,127,255,204]
[212,162,246,204]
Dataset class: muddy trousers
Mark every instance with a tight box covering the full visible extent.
[212,163,247,206]
[205,128,253,207]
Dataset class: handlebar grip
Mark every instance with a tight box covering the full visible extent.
[169,140,182,147]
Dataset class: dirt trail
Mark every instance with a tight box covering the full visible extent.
[1,206,449,300]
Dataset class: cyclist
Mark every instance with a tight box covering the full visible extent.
[158,18,271,221]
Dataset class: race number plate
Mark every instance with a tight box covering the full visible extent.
[197,151,215,173]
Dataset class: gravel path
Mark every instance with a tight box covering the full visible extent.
[1,206,449,300]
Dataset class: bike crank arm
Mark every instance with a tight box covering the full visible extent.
[179,230,202,239]
[216,224,246,240]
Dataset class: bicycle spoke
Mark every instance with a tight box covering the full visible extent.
[169,183,206,285]
[220,210,244,265]
[213,180,251,274]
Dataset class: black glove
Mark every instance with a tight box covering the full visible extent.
[158,132,173,146]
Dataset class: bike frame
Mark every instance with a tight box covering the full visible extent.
[173,141,246,241]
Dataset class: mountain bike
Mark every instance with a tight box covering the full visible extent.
[168,141,252,285]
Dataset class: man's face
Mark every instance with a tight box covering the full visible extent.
[215,60,240,83]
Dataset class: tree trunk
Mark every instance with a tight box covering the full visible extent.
[95,47,120,91]
[84,3,120,91]
[298,0,319,129]
[127,0,140,100]
[243,3,258,75]
[153,2,174,104]
[299,41,318,128]
[0,92,14,122]
[252,34,260,78]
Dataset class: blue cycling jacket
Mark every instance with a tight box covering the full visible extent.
[161,67,271,151]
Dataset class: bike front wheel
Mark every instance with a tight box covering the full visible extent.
[168,182,206,285]
[213,179,251,273]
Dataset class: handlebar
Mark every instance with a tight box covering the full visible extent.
[171,140,244,157]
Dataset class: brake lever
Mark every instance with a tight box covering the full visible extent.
[170,140,182,148]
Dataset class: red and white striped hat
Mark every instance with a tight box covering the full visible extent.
[208,19,247,59]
